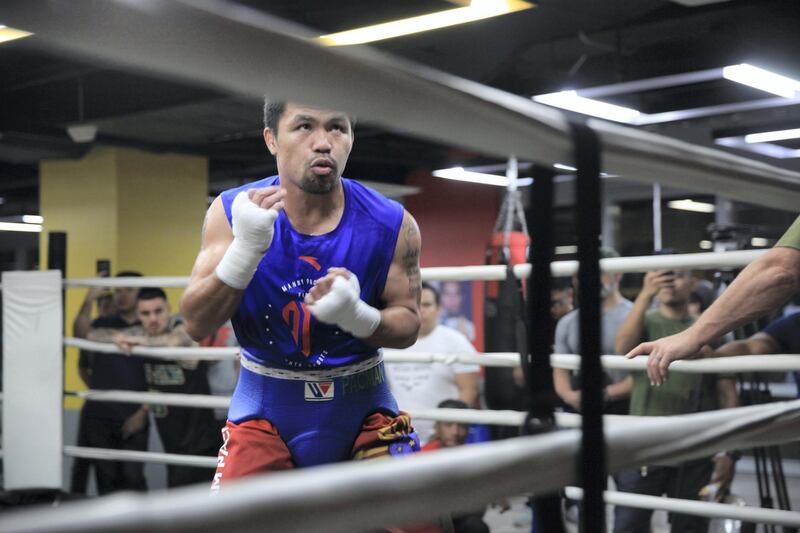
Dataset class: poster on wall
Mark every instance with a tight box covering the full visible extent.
[429,280,484,351]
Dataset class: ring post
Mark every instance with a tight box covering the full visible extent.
[1,270,64,490]
[525,164,565,533]
[569,120,606,532]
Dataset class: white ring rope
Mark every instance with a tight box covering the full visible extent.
[66,337,800,373]
[64,337,238,360]
[63,388,793,432]
[5,2,800,210]
[60,249,766,288]
[563,486,800,527]
[3,400,799,533]
[63,446,217,469]
[67,390,230,410]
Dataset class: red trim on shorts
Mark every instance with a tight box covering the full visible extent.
[211,419,293,493]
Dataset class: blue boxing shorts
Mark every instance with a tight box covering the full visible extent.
[219,352,419,473]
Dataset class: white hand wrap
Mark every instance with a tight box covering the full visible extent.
[308,274,381,338]
[215,191,279,290]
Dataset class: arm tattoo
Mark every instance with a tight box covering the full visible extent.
[401,216,421,302]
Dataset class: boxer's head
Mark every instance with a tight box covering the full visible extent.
[263,100,355,195]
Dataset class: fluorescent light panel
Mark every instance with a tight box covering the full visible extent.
[744,127,800,144]
[0,222,42,233]
[750,237,769,247]
[722,64,800,99]
[699,240,713,250]
[433,167,533,187]
[318,1,534,46]
[22,215,44,224]
[667,199,716,213]
[555,245,578,255]
[533,91,640,123]
[0,25,33,45]
[532,63,800,128]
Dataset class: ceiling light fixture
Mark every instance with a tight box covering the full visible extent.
[0,25,33,45]
[750,237,769,247]
[699,240,713,250]
[317,0,535,46]
[722,64,800,99]
[433,167,533,187]
[0,222,43,233]
[667,199,716,213]
[744,127,800,144]
[533,91,641,123]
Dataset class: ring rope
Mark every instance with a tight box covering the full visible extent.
[7,1,800,211]
[563,486,800,527]
[63,446,216,469]
[66,338,800,372]
[60,249,766,288]
[65,337,238,360]
[3,400,799,533]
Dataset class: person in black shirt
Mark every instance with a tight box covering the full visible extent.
[71,271,149,495]
[93,288,221,487]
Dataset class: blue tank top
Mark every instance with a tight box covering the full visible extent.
[220,176,404,370]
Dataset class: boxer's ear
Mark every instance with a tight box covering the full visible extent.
[264,128,278,156]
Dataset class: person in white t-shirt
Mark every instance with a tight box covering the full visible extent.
[385,283,481,444]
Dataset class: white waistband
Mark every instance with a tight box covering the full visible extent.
[239,352,383,381]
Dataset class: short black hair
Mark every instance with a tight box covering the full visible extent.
[421,282,440,306]
[262,98,356,137]
[551,277,573,292]
[137,287,167,302]
[437,399,468,410]
[263,100,286,133]
[116,271,143,278]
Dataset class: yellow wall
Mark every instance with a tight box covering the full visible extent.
[39,147,208,409]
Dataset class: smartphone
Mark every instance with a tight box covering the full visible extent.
[95,259,113,315]
[96,259,111,276]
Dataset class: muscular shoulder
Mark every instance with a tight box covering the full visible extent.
[345,178,405,231]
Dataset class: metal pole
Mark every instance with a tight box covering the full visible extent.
[525,164,565,533]
[653,183,662,252]
[570,121,606,532]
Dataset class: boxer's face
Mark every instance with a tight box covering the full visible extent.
[137,297,171,336]
[264,103,353,195]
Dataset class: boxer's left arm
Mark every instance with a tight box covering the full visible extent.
[306,210,421,348]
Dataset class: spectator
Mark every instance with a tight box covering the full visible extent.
[550,277,574,323]
[70,271,148,495]
[553,248,633,415]
[93,288,221,488]
[440,281,476,341]
[422,399,490,533]
[386,283,481,444]
[614,267,738,533]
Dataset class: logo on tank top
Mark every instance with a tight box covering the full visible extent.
[304,381,334,401]
[298,255,322,270]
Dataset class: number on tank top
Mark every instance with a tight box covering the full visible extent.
[281,301,312,356]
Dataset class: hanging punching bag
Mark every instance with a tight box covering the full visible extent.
[483,231,529,440]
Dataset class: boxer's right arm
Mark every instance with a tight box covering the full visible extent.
[180,188,284,341]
